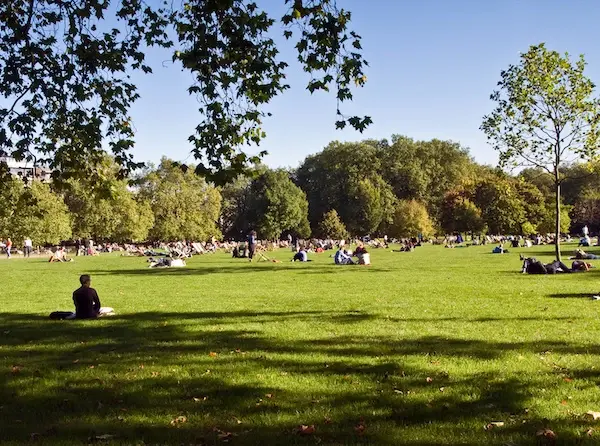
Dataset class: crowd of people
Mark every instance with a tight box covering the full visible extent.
[5,226,599,321]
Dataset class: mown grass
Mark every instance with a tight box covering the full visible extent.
[2,243,600,445]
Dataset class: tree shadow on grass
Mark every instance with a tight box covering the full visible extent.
[1,311,598,445]
[88,265,395,277]
[548,293,594,299]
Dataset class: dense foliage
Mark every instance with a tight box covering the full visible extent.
[5,134,600,247]
[0,0,369,184]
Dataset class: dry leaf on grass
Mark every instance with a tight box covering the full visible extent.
[484,421,504,430]
[426,377,433,383]
[536,428,556,440]
[586,428,595,436]
[209,352,218,357]
[193,396,208,402]
[170,416,187,426]
[354,421,367,435]
[294,425,316,435]
[265,393,273,399]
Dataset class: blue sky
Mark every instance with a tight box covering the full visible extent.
[126,0,600,169]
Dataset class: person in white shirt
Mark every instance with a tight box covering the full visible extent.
[24,237,33,258]
[583,225,589,237]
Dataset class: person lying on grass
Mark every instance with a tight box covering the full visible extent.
[569,249,600,260]
[521,257,593,274]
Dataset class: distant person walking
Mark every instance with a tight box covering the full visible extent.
[24,237,32,258]
[583,225,589,237]
[247,230,257,262]
[6,238,12,259]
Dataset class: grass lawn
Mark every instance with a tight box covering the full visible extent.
[2,243,600,445]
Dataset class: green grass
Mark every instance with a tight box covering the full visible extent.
[2,243,600,445]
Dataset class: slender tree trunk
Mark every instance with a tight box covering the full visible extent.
[555,181,561,261]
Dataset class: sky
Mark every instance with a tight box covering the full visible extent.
[125,0,600,170]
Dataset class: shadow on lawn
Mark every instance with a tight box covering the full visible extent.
[88,264,395,277]
[0,311,597,445]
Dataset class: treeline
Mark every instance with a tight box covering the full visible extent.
[2,135,600,245]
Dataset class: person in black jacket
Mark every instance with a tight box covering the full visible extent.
[72,275,114,319]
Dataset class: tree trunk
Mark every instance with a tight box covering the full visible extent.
[555,181,561,261]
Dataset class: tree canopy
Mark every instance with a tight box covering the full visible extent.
[0,0,370,184]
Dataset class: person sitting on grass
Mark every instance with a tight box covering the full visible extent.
[569,249,600,260]
[292,247,310,262]
[492,244,508,254]
[49,246,72,262]
[334,248,354,265]
[50,275,115,320]
[71,275,115,318]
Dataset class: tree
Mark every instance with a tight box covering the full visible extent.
[440,191,484,235]
[0,166,23,239]
[316,209,349,240]
[570,187,600,233]
[379,136,475,218]
[246,169,310,240]
[219,175,254,239]
[63,156,155,242]
[140,159,222,241]
[12,181,72,245]
[538,205,571,235]
[473,178,526,235]
[296,141,395,235]
[481,43,600,259]
[388,200,433,239]
[0,0,370,184]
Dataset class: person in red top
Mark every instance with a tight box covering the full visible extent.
[6,238,12,259]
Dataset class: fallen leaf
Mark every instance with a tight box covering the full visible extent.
[563,377,573,383]
[151,372,160,377]
[91,434,115,441]
[536,428,556,439]
[484,421,504,430]
[72,359,79,364]
[294,425,316,435]
[586,411,600,420]
[561,400,568,406]
[354,421,367,435]
[233,417,242,424]
[170,416,187,426]
[209,352,218,357]
[11,365,21,374]
[265,393,273,399]
[426,377,433,383]
[439,387,445,392]
[193,396,208,402]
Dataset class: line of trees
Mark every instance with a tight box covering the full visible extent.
[4,140,600,247]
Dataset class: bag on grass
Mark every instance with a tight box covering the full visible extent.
[49,311,74,320]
